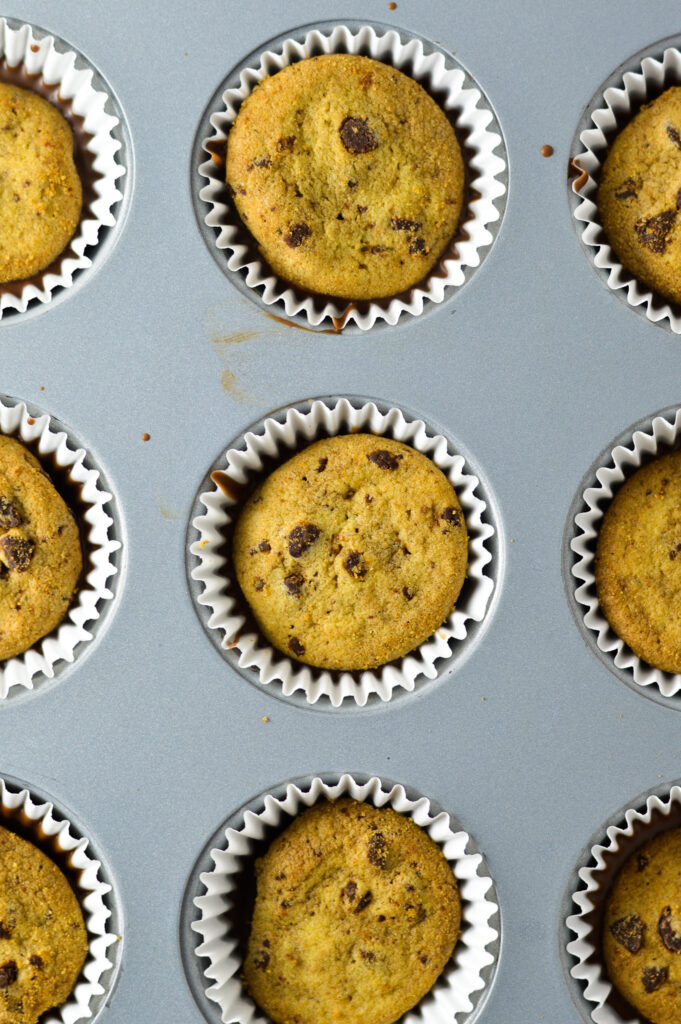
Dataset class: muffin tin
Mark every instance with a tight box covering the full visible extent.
[4,2,681,1023]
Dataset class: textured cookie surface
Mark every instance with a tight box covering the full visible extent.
[0,436,82,661]
[595,452,681,673]
[0,826,88,1024]
[244,798,460,1024]
[604,828,681,1024]
[226,54,464,300]
[598,87,681,305]
[0,82,82,285]
[232,434,468,670]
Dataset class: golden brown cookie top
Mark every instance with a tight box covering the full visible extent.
[595,452,681,673]
[226,54,464,300]
[598,86,681,305]
[0,826,88,1024]
[604,828,681,1024]
[0,82,82,285]
[232,434,468,670]
[244,798,460,1024]
[0,436,82,661]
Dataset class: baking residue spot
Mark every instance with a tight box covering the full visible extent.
[142,433,150,442]
[540,144,554,158]
[211,333,262,400]
[157,495,183,521]
[261,715,269,723]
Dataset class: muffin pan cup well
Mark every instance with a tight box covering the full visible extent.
[564,781,681,1024]
[0,396,122,702]
[565,404,681,707]
[193,20,507,332]
[183,772,500,1024]
[187,396,500,710]
[570,35,681,334]
[0,17,130,322]
[0,773,120,1024]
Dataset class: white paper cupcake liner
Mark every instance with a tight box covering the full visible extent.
[566,783,681,1023]
[0,397,121,699]
[192,773,499,1024]
[189,397,496,708]
[571,42,681,332]
[570,406,681,699]
[0,774,119,1024]
[0,17,126,320]
[197,22,506,330]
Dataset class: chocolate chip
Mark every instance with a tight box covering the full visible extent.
[391,217,422,231]
[667,124,681,150]
[442,507,462,527]
[283,222,312,248]
[610,914,644,953]
[671,550,678,560]
[288,524,320,557]
[29,955,42,968]
[248,156,271,170]
[253,950,270,970]
[676,188,681,212]
[615,177,639,201]
[288,637,305,656]
[642,965,668,992]
[403,587,413,600]
[0,536,34,571]
[365,494,373,504]
[635,210,676,253]
[367,832,388,867]
[354,891,373,913]
[360,949,375,961]
[348,179,358,189]
[0,923,10,940]
[339,116,378,154]
[344,551,367,579]
[636,853,649,872]
[0,499,21,532]
[283,572,304,596]
[360,244,387,254]
[254,578,264,592]
[419,954,428,964]
[0,961,17,988]
[409,237,428,255]
[377,915,386,922]
[659,906,681,952]
[258,540,271,552]
[316,457,328,473]
[368,450,402,470]
[341,880,357,904]
[357,205,367,214]
[277,136,295,152]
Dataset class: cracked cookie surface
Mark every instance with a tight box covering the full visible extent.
[244,798,460,1024]
[226,54,464,300]
[0,436,82,661]
[0,826,87,1024]
[232,434,468,670]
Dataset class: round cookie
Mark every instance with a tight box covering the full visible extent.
[0,826,88,1024]
[598,86,681,306]
[595,452,681,674]
[244,798,460,1024]
[0,82,82,285]
[0,436,82,661]
[226,53,464,300]
[232,434,468,670]
[604,828,681,1024]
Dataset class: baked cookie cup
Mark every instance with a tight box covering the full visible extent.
[0,396,122,702]
[188,397,498,709]
[194,21,506,331]
[0,773,120,1024]
[0,17,129,321]
[566,782,681,1024]
[567,405,681,706]
[571,37,681,334]
[184,773,500,1024]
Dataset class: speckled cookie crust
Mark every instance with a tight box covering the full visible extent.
[232,434,468,670]
[0,82,82,285]
[244,798,460,1024]
[226,54,464,300]
[0,436,82,661]
[598,87,681,305]
[0,826,88,1024]
[604,828,681,1024]
[595,452,681,674]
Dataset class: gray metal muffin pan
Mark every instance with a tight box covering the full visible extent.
[3,1,681,1022]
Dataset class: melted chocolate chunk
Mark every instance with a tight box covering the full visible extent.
[635,210,676,254]
[284,223,312,248]
[368,450,402,470]
[248,156,271,170]
[348,179,358,189]
[659,906,681,952]
[615,177,639,201]
[354,890,373,913]
[636,853,649,872]
[0,961,17,988]
[442,507,462,527]
[258,540,271,552]
[277,136,295,152]
[677,188,681,211]
[288,637,305,657]
[288,523,320,557]
[360,949,375,961]
[667,124,681,150]
[344,551,367,579]
[339,116,378,154]
[0,499,21,533]
[283,572,304,596]
[403,586,413,601]
[253,950,270,970]
[29,955,42,968]
[367,832,388,867]
[0,536,34,571]
[610,914,644,953]
[316,457,328,473]
[253,578,264,592]
[642,965,668,992]
[419,954,428,964]
[391,217,422,232]
[0,923,10,940]
[409,237,428,256]
[341,880,357,904]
